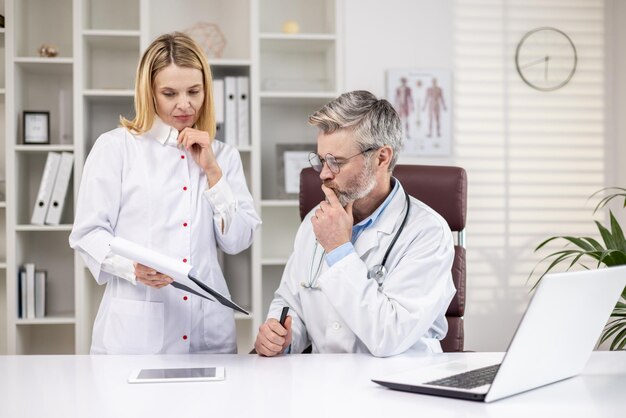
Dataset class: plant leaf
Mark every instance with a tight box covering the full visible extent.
[610,326,626,351]
[591,187,626,213]
[585,237,606,252]
[600,321,624,345]
[534,236,563,251]
[595,221,618,250]
[609,211,626,252]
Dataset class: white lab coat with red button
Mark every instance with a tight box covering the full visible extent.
[69,118,261,354]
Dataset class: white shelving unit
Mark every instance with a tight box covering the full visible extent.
[1,0,342,355]
[253,0,343,331]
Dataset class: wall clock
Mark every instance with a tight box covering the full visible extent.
[515,27,577,91]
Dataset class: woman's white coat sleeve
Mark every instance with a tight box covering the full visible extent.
[203,147,261,254]
[69,133,123,285]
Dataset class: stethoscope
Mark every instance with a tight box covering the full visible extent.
[301,191,411,289]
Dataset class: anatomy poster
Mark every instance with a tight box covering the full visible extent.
[387,69,452,156]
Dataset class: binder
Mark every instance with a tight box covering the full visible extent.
[224,76,238,146]
[31,152,61,225]
[45,152,74,225]
[18,267,26,318]
[213,79,225,142]
[35,270,47,318]
[236,76,250,147]
[25,263,36,319]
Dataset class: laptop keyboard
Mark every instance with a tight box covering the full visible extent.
[425,364,500,389]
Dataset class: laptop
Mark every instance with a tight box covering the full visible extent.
[372,265,626,402]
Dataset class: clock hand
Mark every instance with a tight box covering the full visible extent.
[521,56,546,69]
[544,56,550,81]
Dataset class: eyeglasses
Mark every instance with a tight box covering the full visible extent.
[308,147,375,174]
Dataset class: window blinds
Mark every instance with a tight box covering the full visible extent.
[454,0,605,349]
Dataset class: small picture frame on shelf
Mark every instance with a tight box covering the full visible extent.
[277,143,317,199]
[23,111,50,144]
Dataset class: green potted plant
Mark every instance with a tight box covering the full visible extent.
[530,187,626,350]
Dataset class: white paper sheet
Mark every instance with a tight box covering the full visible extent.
[109,237,248,314]
[109,237,210,297]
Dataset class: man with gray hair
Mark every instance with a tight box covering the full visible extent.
[255,90,455,357]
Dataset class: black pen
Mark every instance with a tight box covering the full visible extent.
[279,306,290,326]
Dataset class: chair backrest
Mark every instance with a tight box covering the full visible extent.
[299,164,467,352]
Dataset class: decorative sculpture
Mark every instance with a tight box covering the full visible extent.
[184,22,227,59]
[38,44,59,58]
[282,20,300,34]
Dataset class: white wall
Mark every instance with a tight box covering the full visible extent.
[343,0,454,171]
[344,0,623,351]
[344,0,454,97]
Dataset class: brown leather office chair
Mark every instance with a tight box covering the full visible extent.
[299,164,467,352]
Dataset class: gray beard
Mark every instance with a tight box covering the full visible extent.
[334,162,377,206]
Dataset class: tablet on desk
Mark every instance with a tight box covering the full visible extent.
[127,367,225,383]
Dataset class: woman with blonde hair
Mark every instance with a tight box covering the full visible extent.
[70,32,261,354]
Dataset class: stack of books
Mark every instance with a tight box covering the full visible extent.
[18,263,47,319]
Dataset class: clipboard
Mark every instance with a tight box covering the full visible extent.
[110,237,249,315]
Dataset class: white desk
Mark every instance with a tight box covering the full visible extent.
[0,352,624,418]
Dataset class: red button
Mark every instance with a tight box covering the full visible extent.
[182,335,188,340]
[183,258,188,263]
[183,186,188,191]
[183,222,188,227]
[183,296,188,301]
[181,155,185,159]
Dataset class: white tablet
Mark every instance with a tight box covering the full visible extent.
[127,367,225,384]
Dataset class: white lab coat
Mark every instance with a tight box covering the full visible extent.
[69,119,261,354]
[267,181,455,357]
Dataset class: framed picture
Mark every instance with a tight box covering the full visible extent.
[277,143,317,199]
[386,69,452,156]
[23,111,50,144]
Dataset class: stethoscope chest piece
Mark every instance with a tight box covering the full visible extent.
[367,264,387,283]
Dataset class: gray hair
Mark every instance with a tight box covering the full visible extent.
[308,90,404,171]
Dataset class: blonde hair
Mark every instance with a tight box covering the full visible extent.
[120,32,216,138]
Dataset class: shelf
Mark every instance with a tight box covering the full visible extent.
[14,145,75,153]
[15,225,73,232]
[0,262,7,269]
[262,258,289,266]
[260,33,336,41]
[261,37,335,53]
[83,29,141,38]
[16,316,76,325]
[211,59,252,67]
[83,89,134,98]
[260,91,338,104]
[262,199,299,207]
[0,202,6,208]
[13,56,73,76]
[0,88,5,95]
[235,313,254,321]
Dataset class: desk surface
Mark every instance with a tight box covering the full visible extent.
[1,352,624,418]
